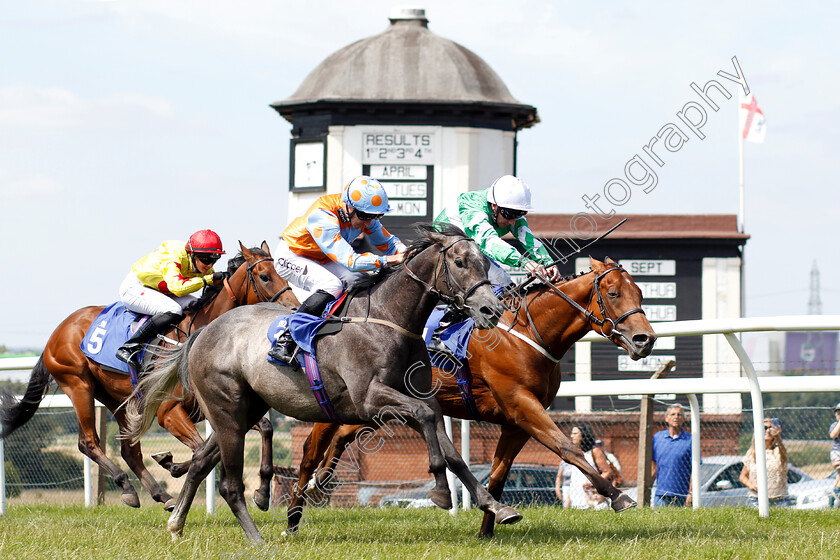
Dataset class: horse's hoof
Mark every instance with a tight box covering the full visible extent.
[121,492,141,508]
[494,505,522,525]
[429,488,453,510]
[151,450,173,464]
[253,492,270,512]
[163,498,177,512]
[167,519,183,541]
[611,493,637,512]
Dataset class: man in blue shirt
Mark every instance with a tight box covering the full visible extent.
[652,404,693,506]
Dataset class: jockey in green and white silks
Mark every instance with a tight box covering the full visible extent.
[434,175,560,286]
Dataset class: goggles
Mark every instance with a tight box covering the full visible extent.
[355,210,385,221]
[498,207,528,220]
[195,253,221,265]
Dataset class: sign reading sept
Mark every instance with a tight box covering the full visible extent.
[362,131,434,164]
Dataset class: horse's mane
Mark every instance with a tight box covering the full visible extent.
[349,222,468,292]
[182,246,270,314]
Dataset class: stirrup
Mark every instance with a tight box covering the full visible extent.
[116,344,140,365]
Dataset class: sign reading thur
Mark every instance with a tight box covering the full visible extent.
[363,132,434,163]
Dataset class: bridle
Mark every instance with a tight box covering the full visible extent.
[241,256,291,304]
[402,237,492,311]
[513,264,645,352]
[183,256,290,336]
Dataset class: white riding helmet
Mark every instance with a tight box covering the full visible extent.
[487,175,535,212]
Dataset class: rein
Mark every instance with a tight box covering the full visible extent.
[185,255,291,336]
[403,237,491,311]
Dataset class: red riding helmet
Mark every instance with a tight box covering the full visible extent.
[187,229,225,254]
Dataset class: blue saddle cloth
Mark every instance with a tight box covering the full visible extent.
[80,302,148,373]
[265,296,346,368]
[265,298,346,421]
[423,308,475,367]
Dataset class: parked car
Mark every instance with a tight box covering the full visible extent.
[625,455,836,509]
[379,464,560,508]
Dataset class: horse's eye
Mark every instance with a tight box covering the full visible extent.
[454,257,465,268]
[608,291,619,298]
[260,274,271,282]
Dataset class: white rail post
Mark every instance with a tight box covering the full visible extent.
[84,456,93,507]
[724,332,769,517]
[1,436,6,515]
[206,420,216,515]
[687,394,701,508]
[443,416,457,515]
[461,419,471,510]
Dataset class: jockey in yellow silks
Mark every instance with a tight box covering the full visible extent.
[116,229,226,369]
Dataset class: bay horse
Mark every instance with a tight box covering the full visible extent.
[125,224,521,545]
[289,257,656,537]
[0,242,298,511]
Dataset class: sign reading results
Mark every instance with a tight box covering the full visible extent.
[365,132,435,219]
[363,133,434,164]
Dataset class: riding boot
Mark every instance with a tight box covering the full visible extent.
[268,290,335,366]
[427,307,467,359]
[116,311,181,369]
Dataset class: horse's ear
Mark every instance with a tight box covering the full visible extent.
[239,241,252,258]
[589,256,605,272]
[605,256,617,265]
[425,229,449,246]
[261,240,270,256]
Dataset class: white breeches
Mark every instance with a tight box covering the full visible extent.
[118,272,194,316]
[487,259,513,286]
[273,240,364,302]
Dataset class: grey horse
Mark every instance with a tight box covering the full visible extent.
[126,224,521,544]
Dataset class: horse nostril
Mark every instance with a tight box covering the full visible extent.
[633,334,651,347]
[479,305,495,318]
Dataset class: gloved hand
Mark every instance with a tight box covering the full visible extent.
[523,261,561,282]
[212,272,227,283]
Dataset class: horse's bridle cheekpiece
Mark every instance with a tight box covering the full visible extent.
[221,256,291,304]
[402,237,491,311]
[543,264,645,339]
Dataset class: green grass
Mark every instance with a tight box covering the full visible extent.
[2,504,840,560]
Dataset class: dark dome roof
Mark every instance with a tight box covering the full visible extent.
[272,8,537,130]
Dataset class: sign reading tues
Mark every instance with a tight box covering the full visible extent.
[363,132,434,163]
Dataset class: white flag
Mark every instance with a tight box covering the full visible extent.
[739,92,767,143]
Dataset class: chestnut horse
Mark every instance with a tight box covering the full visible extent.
[0,242,299,510]
[289,257,656,537]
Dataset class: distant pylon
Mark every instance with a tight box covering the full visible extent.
[808,260,822,315]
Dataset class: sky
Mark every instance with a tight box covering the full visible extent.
[1,0,839,351]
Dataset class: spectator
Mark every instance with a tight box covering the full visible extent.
[828,404,840,497]
[556,424,616,509]
[652,403,693,507]
[596,439,624,487]
[739,417,790,508]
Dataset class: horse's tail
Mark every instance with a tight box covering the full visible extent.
[0,355,52,439]
[125,328,203,444]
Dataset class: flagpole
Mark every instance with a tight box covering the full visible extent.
[738,83,746,318]
[738,94,745,234]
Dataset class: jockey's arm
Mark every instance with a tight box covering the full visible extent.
[366,220,407,255]
[462,213,522,267]
[306,210,389,271]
